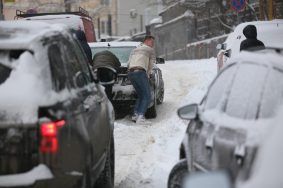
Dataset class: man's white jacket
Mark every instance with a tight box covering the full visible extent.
[128,43,156,75]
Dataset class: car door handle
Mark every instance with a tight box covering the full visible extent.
[234,144,245,166]
[83,103,90,112]
[205,135,214,154]
[94,95,104,104]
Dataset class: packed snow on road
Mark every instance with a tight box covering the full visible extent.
[114,58,217,188]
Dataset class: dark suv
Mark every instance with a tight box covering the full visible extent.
[0,21,114,188]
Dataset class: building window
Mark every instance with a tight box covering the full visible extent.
[101,21,105,34]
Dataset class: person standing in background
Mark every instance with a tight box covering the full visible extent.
[240,25,265,51]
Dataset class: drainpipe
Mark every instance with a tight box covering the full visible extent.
[0,0,4,20]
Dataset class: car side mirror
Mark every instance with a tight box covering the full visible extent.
[216,43,226,50]
[183,171,232,188]
[224,49,231,58]
[177,104,198,120]
[156,57,165,64]
[216,44,222,50]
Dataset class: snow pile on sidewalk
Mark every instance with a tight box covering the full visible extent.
[114,58,217,188]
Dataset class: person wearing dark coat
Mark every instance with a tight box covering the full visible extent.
[92,50,121,71]
[240,25,265,51]
[75,30,93,63]
[92,50,121,100]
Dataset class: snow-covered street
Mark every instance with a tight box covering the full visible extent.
[114,58,217,188]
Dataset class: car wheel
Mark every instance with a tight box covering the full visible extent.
[94,136,115,188]
[157,87,164,105]
[167,159,188,188]
[145,93,157,118]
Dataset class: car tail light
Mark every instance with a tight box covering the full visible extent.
[40,120,66,153]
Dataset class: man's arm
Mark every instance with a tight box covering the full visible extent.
[148,49,156,75]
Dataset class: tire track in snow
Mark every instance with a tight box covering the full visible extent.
[114,59,217,188]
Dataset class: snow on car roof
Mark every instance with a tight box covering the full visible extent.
[0,21,75,124]
[230,50,283,70]
[23,14,85,31]
[224,19,283,56]
[233,19,283,30]
[0,20,67,49]
[88,41,141,48]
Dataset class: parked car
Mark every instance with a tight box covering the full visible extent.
[217,19,283,71]
[183,105,283,188]
[15,7,96,42]
[168,49,283,188]
[0,21,114,188]
[89,41,165,118]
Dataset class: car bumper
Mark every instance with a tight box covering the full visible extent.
[0,164,83,188]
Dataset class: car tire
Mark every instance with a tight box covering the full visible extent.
[157,87,164,105]
[93,136,115,188]
[145,93,157,118]
[167,159,188,188]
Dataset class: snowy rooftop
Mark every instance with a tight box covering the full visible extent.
[149,17,162,25]
[155,10,194,29]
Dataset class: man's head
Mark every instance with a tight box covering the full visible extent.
[143,35,155,47]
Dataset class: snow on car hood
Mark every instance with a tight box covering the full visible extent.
[200,109,273,146]
[0,51,73,124]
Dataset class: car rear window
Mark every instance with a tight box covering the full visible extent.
[0,50,26,85]
[204,62,283,119]
[91,47,135,65]
[0,64,12,85]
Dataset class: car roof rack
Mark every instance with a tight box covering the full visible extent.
[15,7,90,20]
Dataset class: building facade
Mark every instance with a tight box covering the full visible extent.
[116,0,162,36]
[151,0,283,60]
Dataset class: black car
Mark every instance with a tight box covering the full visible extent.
[0,21,114,188]
[89,41,165,118]
[168,50,283,188]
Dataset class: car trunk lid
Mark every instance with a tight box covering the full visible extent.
[0,123,39,175]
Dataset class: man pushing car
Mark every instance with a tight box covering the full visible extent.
[127,35,156,125]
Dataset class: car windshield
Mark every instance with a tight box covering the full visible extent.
[91,46,135,65]
[204,62,283,119]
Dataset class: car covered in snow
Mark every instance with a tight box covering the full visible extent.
[89,41,165,118]
[183,105,283,188]
[216,19,283,71]
[168,49,283,188]
[0,21,114,188]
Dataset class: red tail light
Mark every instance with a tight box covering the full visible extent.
[40,120,66,153]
